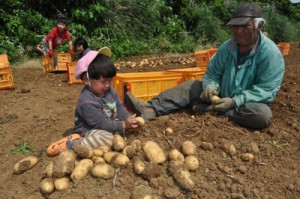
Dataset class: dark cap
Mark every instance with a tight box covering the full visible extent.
[57,17,68,26]
[227,2,263,26]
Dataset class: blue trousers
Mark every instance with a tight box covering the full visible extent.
[148,80,272,129]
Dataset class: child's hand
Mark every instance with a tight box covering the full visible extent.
[123,114,138,129]
[48,49,53,57]
[70,49,75,58]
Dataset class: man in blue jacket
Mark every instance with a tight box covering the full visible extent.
[124,2,285,129]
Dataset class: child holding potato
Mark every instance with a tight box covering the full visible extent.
[46,47,139,156]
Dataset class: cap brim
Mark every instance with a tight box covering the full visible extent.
[98,47,112,57]
[227,17,251,26]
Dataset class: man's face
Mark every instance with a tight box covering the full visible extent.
[232,19,259,48]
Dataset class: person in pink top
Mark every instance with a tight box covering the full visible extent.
[35,17,74,59]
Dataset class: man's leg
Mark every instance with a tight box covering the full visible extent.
[226,103,272,129]
[125,80,203,119]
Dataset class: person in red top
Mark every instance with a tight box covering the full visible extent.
[35,17,74,59]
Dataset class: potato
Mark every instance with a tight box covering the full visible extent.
[54,177,70,191]
[93,148,104,157]
[98,145,111,153]
[40,178,55,194]
[142,141,166,164]
[210,95,220,104]
[241,153,254,161]
[73,144,94,159]
[131,139,142,152]
[70,159,93,182]
[184,156,199,171]
[168,149,184,162]
[111,153,130,166]
[42,162,53,178]
[14,155,39,175]
[173,169,195,190]
[103,151,119,163]
[90,162,114,179]
[136,116,145,126]
[133,158,145,175]
[122,145,136,159]
[53,150,76,178]
[113,134,126,151]
[181,141,197,156]
[165,127,174,135]
[200,142,213,150]
[91,156,105,164]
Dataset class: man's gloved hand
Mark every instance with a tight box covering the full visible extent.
[48,49,53,57]
[213,97,236,112]
[70,49,75,57]
[200,87,218,102]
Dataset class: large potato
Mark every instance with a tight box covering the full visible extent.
[173,169,195,190]
[103,151,119,163]
[53,150,76,178]
[131,139,142,152]
[113,134,126,151]
[122,145,136,159]
[73,144,94,159]
[54,177,70,191]
[70,159,93,182]
[90,163,114,179]
[142,141,166,164]
[14,155,39,175]
[40,178,55,194]
[168,149,185,162]
[181,141,197,156]
[111,154,130,167]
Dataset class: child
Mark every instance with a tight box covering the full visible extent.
[74,37,91,60]
[35,17,74,59]
[46,47,138,156]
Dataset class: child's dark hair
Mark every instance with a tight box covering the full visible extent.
[57,17,68,26]
[85,54,116,80]
[74,37,89,49]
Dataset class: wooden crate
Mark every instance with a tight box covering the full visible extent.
[42,53,71,72]
[167,67,205,82]
[0,61,14,90]
[277,42,290,56]
[67,61,84,84]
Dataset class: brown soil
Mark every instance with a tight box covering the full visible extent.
[0,43,299,199]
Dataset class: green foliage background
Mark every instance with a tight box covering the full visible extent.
[0,0,299,63]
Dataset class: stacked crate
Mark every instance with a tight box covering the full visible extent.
[167,67,205,82]
[277,43,290,56]
[0,54,14,90]
[195,48,218,72]
[113,72,183,102]
[42,52,72,72]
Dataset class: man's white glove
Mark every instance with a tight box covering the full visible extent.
[200,87,218,102]
[213,97,236,112]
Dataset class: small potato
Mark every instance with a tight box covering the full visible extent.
[98,145,111,153]
[113,134,126,151]
[73,145,94,159]
[122,145,136,159]
[133,158,145,175]
[54,177,70,191]
[184,156,199,171]
[143,141,166,164]
[168,149,184,163]
[70,159,93,182]
[91,156,105,164]
[131,139,142,152]
[165,127,174,135]
[136,116,145,126]
[173,169,195,190]
[182,141,197,156]
[93,148,104,157]
[111,154,130,167]
[14,155,39,175]
[103,151,119,163]
[90,162,114,179]
[211,95,220,104]
[40,178,55,194]
[42,162,54,178]
[53,150,76,178]
[241,153,254,161]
